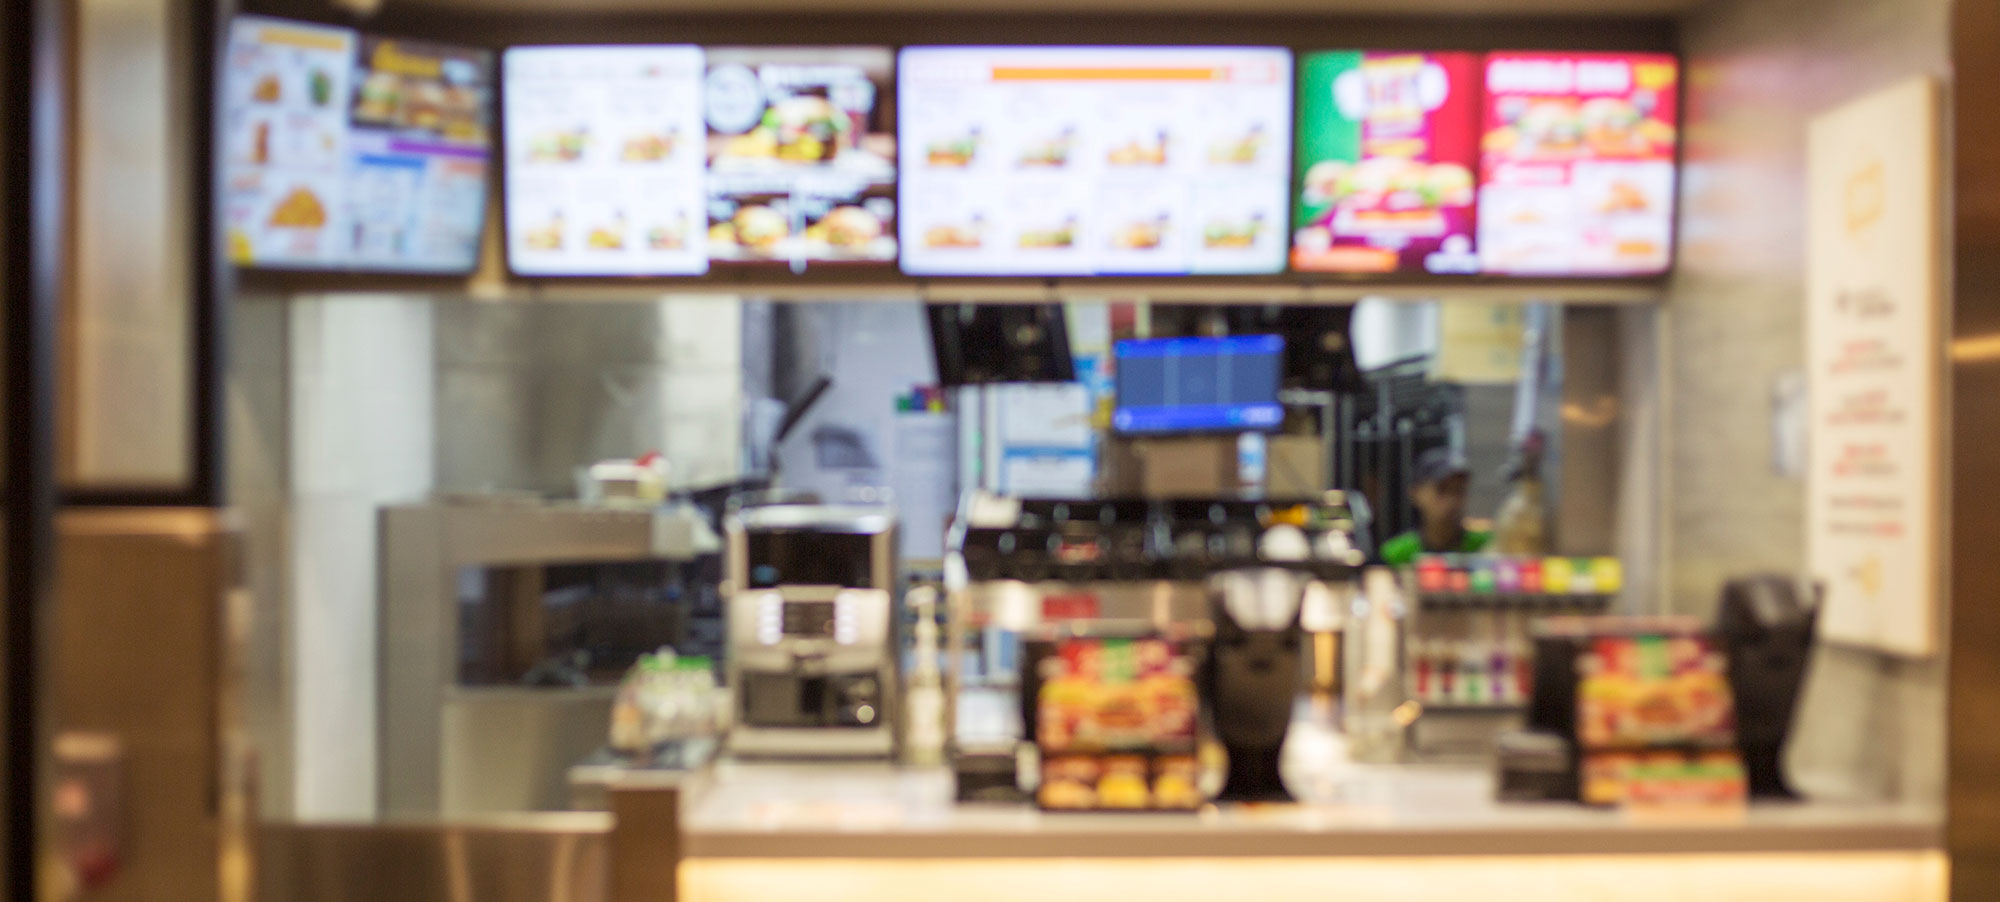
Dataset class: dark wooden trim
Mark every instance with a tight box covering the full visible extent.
[2,0,68,892]
[1952,2,2000,897]
[191,0,229,508]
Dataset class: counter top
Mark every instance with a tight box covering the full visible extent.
[678,760,1939,859]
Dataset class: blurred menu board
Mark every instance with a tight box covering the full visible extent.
[704,47,897,269]
[1293,51,1480,274]
[504,46,709,276]
[222,17,357,268]
[898,47,1293,277]
[1476,52,1679,276]
[221,16,492,273]
[346,37,493,271]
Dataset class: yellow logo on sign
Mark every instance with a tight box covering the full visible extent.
[1845,159,1885,236]
[1634,62,1677,92]
[1851,555,1884,597]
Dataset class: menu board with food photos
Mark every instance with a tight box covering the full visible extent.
[1293,51,1481,274]
[222,16,358,268]
[222,16,492,273]
[346,37,493,272]
[899,46,1293,277]
[503,45,710,276]
[704,47,897,268]
[1477,52,1680,275]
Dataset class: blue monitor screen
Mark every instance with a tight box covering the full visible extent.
[1113,334,1285,434]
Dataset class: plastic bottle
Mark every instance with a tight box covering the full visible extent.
[1488,612,1512,703]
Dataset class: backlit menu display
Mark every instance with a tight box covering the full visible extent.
[346,37,493,271]
[222,17,357,268]
[221,16,493,273]
[1476,52,1679,275]
[704,47,898,268]
[898,47,1293,277]
[504,46,709,276]
[1292,51,1481,274]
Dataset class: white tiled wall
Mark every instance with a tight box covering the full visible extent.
[287,295,437,819]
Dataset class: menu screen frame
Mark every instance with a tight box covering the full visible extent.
[220,14,495,276]
[1291,49,1483,276]
[896,45,1297,279]
[1474,50,1682,278]
[702,45,901,273]
[501,44,712,278]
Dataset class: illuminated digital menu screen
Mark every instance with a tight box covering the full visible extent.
[898,47,1293,277]
[704,47,897,269]
[346,37,493,271]
[1476,52,1680,276]
[1292,51,1481,274]
[503,46,709,276]
[221,16,492,273]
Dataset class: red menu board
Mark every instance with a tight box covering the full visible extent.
[1476,52,1679,276]
[1293,51,1481,274]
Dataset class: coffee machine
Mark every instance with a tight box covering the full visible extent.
[1715,574,1821,798]
[725,505,899,758]
[1203,530,1313,802]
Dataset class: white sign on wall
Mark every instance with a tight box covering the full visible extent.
[1805,76,1943,658]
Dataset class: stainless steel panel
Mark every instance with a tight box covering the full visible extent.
[442,689,618,814]
[380,502,662,817]
[963,580,1212,629]
[1557,307,1621,558]
[431,298,742,497]
[257,817,611,902]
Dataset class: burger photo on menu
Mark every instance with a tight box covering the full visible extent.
[921,214,985,250]
[1018,216,1079,251]
[1111,214,1170,251]
[1292,50,1482,274]
[1204,211,1267,250]
[1107,129,1170,167]
[1018,126,1077,168]
[703,47,897,266]
[1208,123,1268,166]
[925,129,980,167]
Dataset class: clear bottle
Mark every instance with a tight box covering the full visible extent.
[1343,568,1410,763]
[1458,619,1487,706]
[1488,612,1513,704]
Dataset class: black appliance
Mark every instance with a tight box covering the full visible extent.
[1202,575,1305,802]
[926,303,1076,386]
[1714,574,1821,799]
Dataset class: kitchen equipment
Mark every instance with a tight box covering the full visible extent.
[1205,562,1307,802]
[1715,574,1821,798]
[725,504,899,758]
[380,498,718,816]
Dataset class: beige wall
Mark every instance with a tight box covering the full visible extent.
[1671,0,1949,801]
